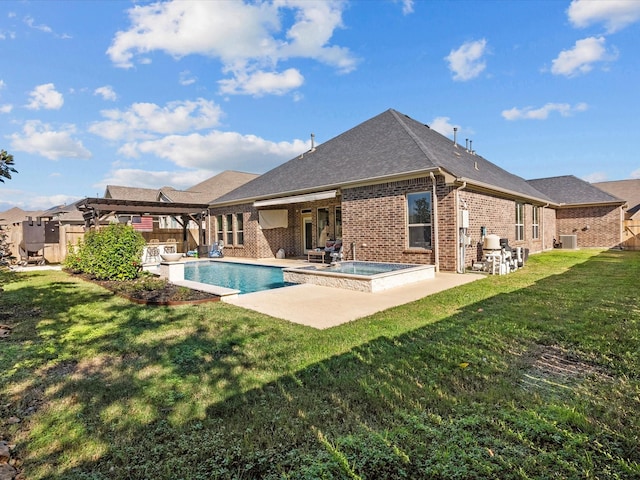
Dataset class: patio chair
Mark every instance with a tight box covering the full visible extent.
[209,241,224,258]
[164,238,177,254]
[145,245,161,263]
[324,240,343,263]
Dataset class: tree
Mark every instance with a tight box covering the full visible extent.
[0,150,18,183]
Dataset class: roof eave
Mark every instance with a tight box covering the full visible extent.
[455,176,559,206]
[210,168,443,208]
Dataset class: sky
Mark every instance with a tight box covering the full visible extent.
[1,0,639,212]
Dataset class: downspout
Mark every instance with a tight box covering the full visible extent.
[542,203,549,250]
[456,181,467,274]
[429,172,439,272]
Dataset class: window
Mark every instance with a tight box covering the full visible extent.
[515,203,524,241]
[531,206,539,239]
[225,214,233,246]
[216,215,223,243]
[407,192,432,248]
[335,206,342,239]
[236,213,244,245]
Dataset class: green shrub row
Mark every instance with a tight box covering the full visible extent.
[63,223,146,280]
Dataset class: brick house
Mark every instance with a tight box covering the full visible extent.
[208,109,625,272]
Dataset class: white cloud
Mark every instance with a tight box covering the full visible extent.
[23,15,52,34]
[118,130,308,172]
[94,85,117,101]
[89,98,223,141]
[501,102,588,120]
[106,0,356,96]
[23,15,71,39]
[551,36,617,77]
[429,116,460,137]
[396,0,415,15]
[26,83,64,110]
[9,120,91,160]
[0,104,12,114]
[568,0,640,33]
[219,68,304,96]
[445,39,488,81]
[95,168,213,191]
[583,172,608,183]
[631,168,640,179]
[179,70,197,86]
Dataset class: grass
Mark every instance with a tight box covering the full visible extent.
[0,249,639,479]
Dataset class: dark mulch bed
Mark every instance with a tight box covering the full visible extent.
[70,271,219,305]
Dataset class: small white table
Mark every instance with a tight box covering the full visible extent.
[307,250,326,263]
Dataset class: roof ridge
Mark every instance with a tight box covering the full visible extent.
[389,109,440,167]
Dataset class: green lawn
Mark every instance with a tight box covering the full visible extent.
[1,249,639,479]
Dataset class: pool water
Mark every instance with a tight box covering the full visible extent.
[184,261,288,294]
[315,261,415,276]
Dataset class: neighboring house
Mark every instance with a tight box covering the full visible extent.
[527,176,626,248]
[593,179,640,250]
[103,170,259,232]
[208,109,626,271]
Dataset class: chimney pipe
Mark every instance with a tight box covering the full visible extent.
[453,127,458,146]
[465,138,469,151]
[469,140,473,153]
[310,133,315,151]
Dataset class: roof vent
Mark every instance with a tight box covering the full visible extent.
[453,127,458,147]
[310,133,316,152]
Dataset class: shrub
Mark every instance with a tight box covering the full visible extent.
[63,223,146,280]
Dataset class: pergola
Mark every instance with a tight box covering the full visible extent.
[76,198,211,253]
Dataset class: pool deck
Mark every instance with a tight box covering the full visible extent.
[214,257,484,329]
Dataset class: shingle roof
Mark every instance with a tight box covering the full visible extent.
[527,175,624,206]
[187,170,259,201]
[213,109,553,206]
[104,185,159,202]
[0,207,42,225]
[594,179,640,219]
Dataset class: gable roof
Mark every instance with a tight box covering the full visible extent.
[0,206,42,225]
[593,179,640,219]
[103,171,260,206]
[213,109,552,206]
[187,170,259,200]
[527,175,624,206]
[104,185,159,202]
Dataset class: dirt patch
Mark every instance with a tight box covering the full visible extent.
[520,344,609,395]
[71,272,219,305]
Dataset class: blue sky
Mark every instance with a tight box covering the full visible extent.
[1,0,639,212]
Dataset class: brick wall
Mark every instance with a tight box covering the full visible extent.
[209,197,341,259]
[556,205,623,248]
[342,176,449,267]
[209,180,626,267]
[209,176,558,271]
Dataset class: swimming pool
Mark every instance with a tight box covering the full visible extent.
[184,261,288,294]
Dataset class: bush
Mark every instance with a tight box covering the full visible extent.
[63,223,146,280]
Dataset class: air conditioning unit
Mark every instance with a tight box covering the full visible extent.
[559,234,578,249]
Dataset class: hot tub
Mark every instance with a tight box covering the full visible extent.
[283,261,436,293]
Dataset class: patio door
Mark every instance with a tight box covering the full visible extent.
[302,212,313,253]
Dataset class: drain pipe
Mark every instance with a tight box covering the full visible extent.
[456,181,468,273]
[541,202,549,250]
[429,172,440,272]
